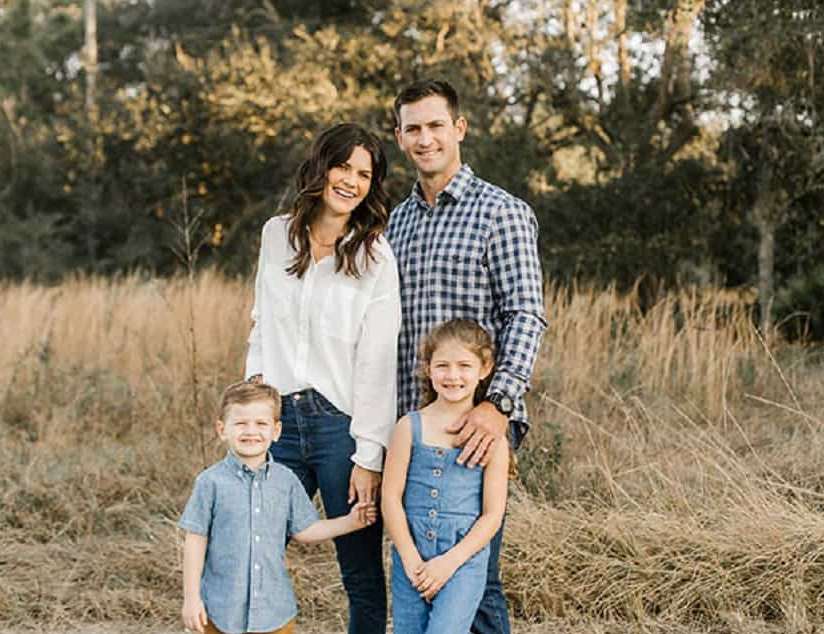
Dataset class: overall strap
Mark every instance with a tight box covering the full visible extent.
[409,410,423,446]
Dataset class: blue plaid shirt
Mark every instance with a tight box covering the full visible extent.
[179,451,319,634]
[386,164,546,446]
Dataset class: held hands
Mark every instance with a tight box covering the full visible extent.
[181,596,208,633]
[347,500,378,528]
[412,554,459,602]
[348,464,382,524]
[447,401,508,468]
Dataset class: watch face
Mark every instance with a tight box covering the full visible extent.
[500,396,514,414]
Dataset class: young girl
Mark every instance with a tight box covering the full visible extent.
[382,319,509,634]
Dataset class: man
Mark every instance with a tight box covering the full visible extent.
[386,79,547,634]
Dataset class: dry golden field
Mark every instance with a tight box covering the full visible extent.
[2,272,824,633]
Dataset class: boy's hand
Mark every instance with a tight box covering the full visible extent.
[348,500,377,528]
[182,596,208,633]
[415,554,459,601]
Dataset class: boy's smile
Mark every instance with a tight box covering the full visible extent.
[216,400,281,469]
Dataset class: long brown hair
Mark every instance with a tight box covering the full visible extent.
[285,123,389,279]
[416,319,495,409]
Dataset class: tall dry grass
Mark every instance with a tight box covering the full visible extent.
[1,273,823,632]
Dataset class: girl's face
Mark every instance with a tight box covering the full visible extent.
[320,145,373,219]
[428,339,492,405]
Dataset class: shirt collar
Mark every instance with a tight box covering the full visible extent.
[223,450,273,480]
[411,164,474,208]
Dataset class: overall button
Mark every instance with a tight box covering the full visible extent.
[428,509,438,519]
[426,530,436,540]
[435,448,445,457]
[432,468,442,477]
[430,489,439,498]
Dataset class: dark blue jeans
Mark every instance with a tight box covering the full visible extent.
[470,516,510,634]
[471,421,518,633]
[269,388,386,634]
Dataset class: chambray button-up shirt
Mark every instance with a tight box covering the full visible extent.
[179,452,319,634]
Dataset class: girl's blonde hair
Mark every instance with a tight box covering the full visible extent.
[416,319,495,408]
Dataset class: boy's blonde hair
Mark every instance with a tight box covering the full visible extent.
[416,319,495,408]
[218,381,282,421]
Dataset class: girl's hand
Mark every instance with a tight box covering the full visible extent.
[181,596,208,633]
[416,554,459,601]
[348,501,378,528]
[402,553,426,587]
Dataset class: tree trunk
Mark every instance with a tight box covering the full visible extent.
[640,0,704,161]
[84,0,98,123]
[755,211,775,334]
[614,0,630,92]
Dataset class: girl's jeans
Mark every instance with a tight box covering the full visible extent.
[269,388,387,634]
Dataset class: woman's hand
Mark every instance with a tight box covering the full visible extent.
[348,464,382,524]
[415,553,459,601]
[181,595,208,633]
[247,374,263,384]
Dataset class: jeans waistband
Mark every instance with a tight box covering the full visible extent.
[281,387,344,418]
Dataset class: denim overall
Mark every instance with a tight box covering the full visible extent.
[391,410,490,634]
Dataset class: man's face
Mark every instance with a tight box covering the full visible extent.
[395,95,466,179]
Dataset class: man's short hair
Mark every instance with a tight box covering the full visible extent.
[218,381,281,421]
[394,79,460,127]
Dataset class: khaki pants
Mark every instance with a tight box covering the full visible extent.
[204,619,295,634]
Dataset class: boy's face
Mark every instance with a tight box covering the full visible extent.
[216,400,280,467]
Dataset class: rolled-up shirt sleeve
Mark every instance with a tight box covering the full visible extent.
[349,247,401,472]
[486,199,547,405]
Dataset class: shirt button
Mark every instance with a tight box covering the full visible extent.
[426,530,436,540]
[432,468,442,477]
[255,535,260,542]
[428,509,437,519]
[294,393,302,401]
[254,563,260,570]
[435,448,444,457]
[255,507,260,513]
[430,489,439,498]
[253,482,259,488]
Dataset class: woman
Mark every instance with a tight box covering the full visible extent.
[245,123,399,634]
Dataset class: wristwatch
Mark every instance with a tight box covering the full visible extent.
[485,392,514,416]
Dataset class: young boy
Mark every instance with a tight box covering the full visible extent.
[179,381,377,634]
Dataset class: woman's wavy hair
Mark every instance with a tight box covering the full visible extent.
[285,123,389,279]
[416,319,495,409]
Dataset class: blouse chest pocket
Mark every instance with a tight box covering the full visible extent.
[320,281,367,344]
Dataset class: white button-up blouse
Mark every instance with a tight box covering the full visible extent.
[245,216,401,471]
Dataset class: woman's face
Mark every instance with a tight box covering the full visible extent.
[320,145,374,219]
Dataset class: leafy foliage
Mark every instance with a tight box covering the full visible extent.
[0,0,822,337]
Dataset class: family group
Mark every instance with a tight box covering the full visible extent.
[178,79,546,634]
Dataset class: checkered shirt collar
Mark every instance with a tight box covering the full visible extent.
[410,164,475,208]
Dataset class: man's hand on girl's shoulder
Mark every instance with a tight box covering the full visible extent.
[448,401,508,468]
